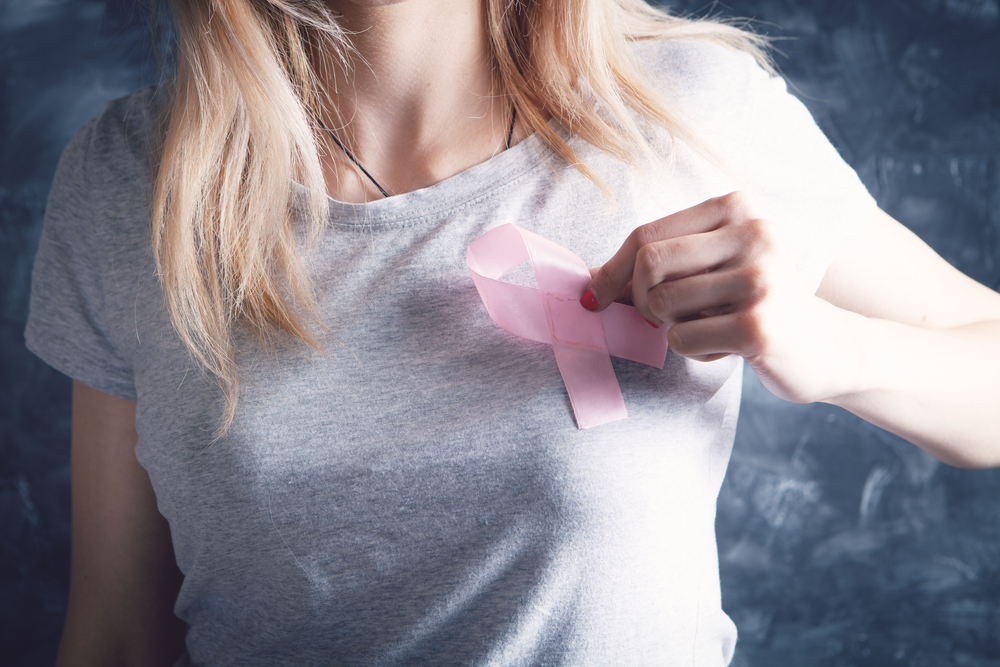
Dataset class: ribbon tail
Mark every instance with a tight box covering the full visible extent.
[552,345,628,429]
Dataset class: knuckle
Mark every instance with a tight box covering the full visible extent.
[631,222,660,250]
[634,243,659,277]
[716,191,747,218]
[745,217,778,253]
[739,264,770,304]
[739,307,762,336]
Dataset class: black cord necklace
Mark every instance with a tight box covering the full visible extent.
[317,106,518,199]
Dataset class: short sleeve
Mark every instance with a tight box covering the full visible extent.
[639,39,879,292]
[25,117,138,400]
[738,53,879,292]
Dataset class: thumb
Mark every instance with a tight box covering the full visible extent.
[581,242,639,312]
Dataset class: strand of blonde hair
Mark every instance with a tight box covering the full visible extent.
[152,0,770,437]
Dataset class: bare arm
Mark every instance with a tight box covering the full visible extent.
[56,381,186,666]
[815,208,1000,468]
[582,193,1000,469]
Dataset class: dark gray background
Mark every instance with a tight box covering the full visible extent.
[2,0,998,664]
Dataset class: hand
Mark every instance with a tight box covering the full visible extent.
[581,191,858,405]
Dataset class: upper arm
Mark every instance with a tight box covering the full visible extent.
[816,207,1000,327]
[57,381,186,667]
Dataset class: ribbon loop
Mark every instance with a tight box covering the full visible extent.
[467,224,669,429]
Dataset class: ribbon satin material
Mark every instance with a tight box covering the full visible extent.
[467,224,669,429]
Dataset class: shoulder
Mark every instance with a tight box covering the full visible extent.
[630,38,877,292]
[627,37,783,153]
[49,85,164,250]
[36,86,163,325]
[66,85,163,189]
[27,86,166,399]
[630,37,772,101]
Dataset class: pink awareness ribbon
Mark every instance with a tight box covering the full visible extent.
[467,224,669,429]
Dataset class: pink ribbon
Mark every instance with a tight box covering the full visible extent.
[467,224,669,429]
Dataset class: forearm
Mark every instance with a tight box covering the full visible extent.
[823,312,1000,468]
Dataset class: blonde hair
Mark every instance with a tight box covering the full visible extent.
[151,0,769,435]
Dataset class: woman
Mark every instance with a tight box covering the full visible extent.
[25,0,1000,664]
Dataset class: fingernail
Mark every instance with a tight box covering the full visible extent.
[644,318,660,329]
[581,289,599,311]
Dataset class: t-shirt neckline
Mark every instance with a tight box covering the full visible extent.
[311,124,564,229]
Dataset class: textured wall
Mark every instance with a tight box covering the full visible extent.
[665,1,1000,665]
[1,1,160,663]
[1,1,998,665]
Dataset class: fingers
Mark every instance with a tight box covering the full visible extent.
[630,228,751,321]
[667,311,765,360]
[584,239,643,312]
[581,191,781,368]
[587,268,633,305]
[583,192,751,312]
[646,266,767,327]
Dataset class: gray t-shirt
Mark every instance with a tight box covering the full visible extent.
[26,39,875,666]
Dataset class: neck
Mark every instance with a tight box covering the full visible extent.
[318,0,516,202]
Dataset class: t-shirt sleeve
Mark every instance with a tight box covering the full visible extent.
[642,39,879,293]
[737,52,878,292]
[24,116,138,400]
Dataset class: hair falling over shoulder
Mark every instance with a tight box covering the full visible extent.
[150,0,769,437]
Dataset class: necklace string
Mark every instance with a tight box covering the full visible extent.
[317,105,518,199]
[325,130,391,198]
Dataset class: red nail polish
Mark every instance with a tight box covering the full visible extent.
[581,290,599,311]
[644,318,660,329]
